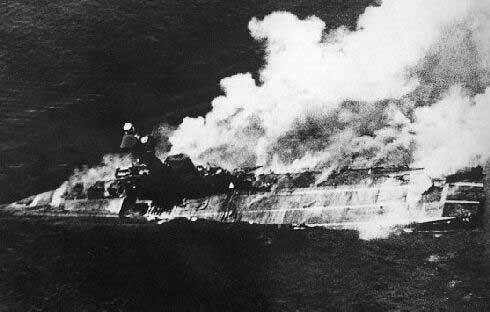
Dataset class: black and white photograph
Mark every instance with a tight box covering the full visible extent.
[1,0,490,310]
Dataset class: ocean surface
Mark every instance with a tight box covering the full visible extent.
[0,215,488,311]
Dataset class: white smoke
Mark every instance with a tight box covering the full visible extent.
[51,154,132,203]
[413,86,490,176]
[68,154,132,188]
[168,0,490,177]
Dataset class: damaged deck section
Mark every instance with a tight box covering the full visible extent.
[151,182,482,228]
[5,192,124,218]
[4,171,485,231]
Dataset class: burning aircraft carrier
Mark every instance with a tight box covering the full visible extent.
[3,0,490,240]
[4,122,486,238]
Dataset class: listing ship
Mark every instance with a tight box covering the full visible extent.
[4,156,485,232]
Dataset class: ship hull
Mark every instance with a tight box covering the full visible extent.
[4,177,483,231]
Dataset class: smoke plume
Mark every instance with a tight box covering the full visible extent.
[52,154,132,202]
[168,0,490,177]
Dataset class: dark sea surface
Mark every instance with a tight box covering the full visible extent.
[2,2,490,311]
[0,215,489,311]
[0,0,373,203]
